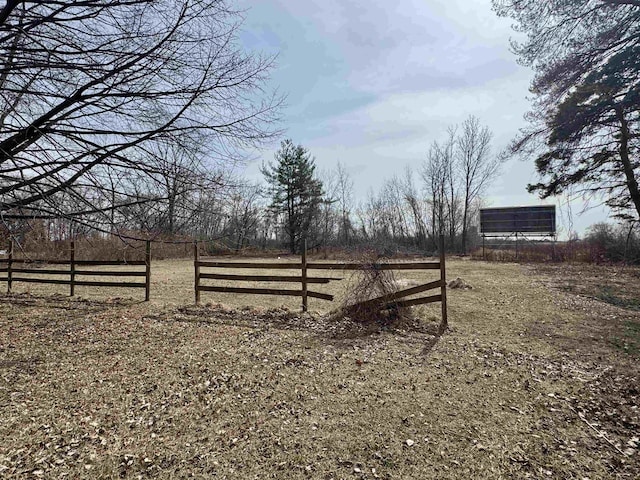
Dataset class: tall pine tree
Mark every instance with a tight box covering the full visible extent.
[494,0,640,221]
[262,140,324,253]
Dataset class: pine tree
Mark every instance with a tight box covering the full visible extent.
[494,0,640,221]
[262,140,324,253]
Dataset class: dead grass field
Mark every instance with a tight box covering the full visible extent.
[0,258,638,479]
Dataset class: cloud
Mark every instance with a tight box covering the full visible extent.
[237,0,610,236]
[310,69,532,147]
[258,0,522,95]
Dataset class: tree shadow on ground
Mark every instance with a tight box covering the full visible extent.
[146,303,445,352]
[0,292,143,310]
[0,294,446,356]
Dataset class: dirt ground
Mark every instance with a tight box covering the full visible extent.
[0,258,638,479]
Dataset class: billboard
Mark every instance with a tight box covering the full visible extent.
[480,205,556,235]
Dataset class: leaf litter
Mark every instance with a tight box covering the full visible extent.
[0,259,638,479]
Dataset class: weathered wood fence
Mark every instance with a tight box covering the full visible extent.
[0,240,151,301]
[194,236,447,326]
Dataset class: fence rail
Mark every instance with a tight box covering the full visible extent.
[306,262,441,270]
[0,240,151,300]
[0,259,147,265]
[1,236,448,329]
[194,236,448,328]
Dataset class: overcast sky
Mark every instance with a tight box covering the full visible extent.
[237,0,610,237]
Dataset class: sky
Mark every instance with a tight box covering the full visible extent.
[236,0,611,238]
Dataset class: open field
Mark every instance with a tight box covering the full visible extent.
[0,258,639,478]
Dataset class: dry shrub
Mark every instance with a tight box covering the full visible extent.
[448,277,472,289]
[471,241,607,264]
[305,244,429,261]
[7,230,195,261]
[335,258,412,327]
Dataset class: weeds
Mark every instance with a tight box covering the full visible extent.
[597,286,640,311]
[611,321,640,357]
[471,241,606,264]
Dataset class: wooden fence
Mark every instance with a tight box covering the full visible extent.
[194,236,447,327]
[0,240,151,301]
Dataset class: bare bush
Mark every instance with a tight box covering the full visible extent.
[335,257,411,327]
[471,241,608,264]
[2,227,195,261]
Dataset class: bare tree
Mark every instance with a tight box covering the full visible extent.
[357,189,381,243]
[422,129,463,250]
[316,167,338,252]
[422,142,448,248]
[0,1,281,230]
[384,176,410,242]
[443,127,461,248]
[457,116,497,253]
[225,183,263,251]
[335,161,354,245]
[401,166,428,249]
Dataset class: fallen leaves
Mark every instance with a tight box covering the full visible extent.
[0,260,639,479]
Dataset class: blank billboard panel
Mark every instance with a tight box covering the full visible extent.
[480,205,556,234]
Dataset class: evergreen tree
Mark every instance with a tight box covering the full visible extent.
[262,140,324,253]
[529,44,640,220]
[494,0,640,221]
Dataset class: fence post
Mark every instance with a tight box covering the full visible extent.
[7,238,13,294]
[194,241,200,305]
[302,238,308,312]
[439,234,447,332]
[145,240,151,301]
[70,240,75,296]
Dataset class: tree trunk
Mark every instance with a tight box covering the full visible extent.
[461,197,470,254]
[616,107,640,220]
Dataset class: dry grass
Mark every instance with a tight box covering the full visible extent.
[0,258,638,479]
